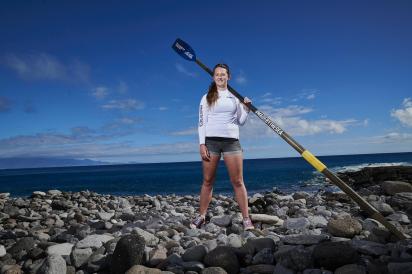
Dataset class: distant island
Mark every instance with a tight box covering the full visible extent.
[0,157,113,169]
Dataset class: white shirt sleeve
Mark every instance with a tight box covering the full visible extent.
[236,98,249,126]
[198,95,208,144]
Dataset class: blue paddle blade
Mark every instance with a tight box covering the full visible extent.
[172,38,196,61]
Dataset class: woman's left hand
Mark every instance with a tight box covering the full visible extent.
[243,97,252,112]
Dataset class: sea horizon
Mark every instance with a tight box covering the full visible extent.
[1,151,411,197]
[1,151,411,171]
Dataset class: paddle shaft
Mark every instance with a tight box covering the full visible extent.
[195,59,406,240]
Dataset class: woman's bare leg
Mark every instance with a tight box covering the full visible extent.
[199,155,220,216]
[223,153,250,218]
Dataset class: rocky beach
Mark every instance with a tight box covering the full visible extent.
[0,166,412,274]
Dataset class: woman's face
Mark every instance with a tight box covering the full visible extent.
[213,67,230,88]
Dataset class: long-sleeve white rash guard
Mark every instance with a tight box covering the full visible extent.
[198,89,249,145]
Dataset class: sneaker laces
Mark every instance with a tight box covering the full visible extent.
[190,215,205,229]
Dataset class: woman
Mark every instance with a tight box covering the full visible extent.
[190,63,254,230]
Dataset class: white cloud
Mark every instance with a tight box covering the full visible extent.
[171,127,197,136]
[378,132,412,143]
[267,105,313,117]
[3,53,90,83]
[307,94,316,100]
[91,86,109,99]
[176,63,197,77]
[391,98,412,127]
[158,107,168,111]
[242,104,357,138]
[102,99,145,111]
[117,117,140,125]
[291,89,318,102]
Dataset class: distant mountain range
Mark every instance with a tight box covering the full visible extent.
[0,157,113,169]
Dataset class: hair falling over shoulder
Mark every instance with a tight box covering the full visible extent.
[206,82,218,107]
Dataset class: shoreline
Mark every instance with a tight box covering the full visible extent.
[0,167,412,273]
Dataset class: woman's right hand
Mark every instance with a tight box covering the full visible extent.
[200,144,210,161]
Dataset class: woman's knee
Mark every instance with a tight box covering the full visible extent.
[231,178,244,188]
[203,177,215,188]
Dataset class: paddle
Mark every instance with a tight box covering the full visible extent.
[171,38,407,240]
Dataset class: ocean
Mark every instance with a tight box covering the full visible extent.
[0,152,411,197]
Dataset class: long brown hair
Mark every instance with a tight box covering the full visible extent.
[206,63,230,107]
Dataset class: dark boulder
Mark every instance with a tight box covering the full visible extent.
[110,234,145,274]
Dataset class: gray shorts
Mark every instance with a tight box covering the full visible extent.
[205,137,242,156]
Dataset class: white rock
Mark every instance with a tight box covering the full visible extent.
[132,227,159,247]
[98,212,115,221]
[0,193,10,199]
[47,189,62,196]
[250,214,280,224]
[33,191,46,196]
[227,234,242,248]
[47,243,74,256]
[0,245,6,257]
[308,215,328,228]
[76,234,114,249]
[40,254,67,274]
[72,248,93,268]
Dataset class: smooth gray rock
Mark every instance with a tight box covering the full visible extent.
[387,212,410,224]
[98,212,114,221]
[274,245,312,271]
[252,248,274,265]
[308,215,328,228]
[76,234,114,249]
[0,245,6,257]
[38,254,66,274]
[132,227,160,247]
[284,217,310,230]
[370,201,394,216]
[210,215,232,227]
[111,234,145,274]
[204,246,239,274]
[148,246,168,266]
[8,237,35,258]
[382,181,412,195]
[327,217,362,238]
[282,234,329,245]
[182,245,208,262]
[46,243,74,256]
[227,234,242,248]
[250,214,280,224]
[71,248,93,268]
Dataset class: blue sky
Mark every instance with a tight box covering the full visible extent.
[0,1,411,164]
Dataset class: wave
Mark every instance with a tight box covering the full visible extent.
[299,161,412,192]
